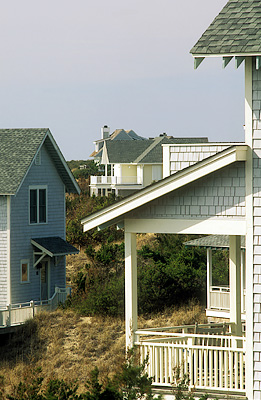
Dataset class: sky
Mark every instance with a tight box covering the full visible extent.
[0,0,245,160]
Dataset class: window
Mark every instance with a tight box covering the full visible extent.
[21,260,29,283]
[29,186,47,224]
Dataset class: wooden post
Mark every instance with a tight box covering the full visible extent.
[229,235,242,337]
[207,248,212,310]
[125,232,138,350]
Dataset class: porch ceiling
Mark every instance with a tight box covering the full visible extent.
[82,145,247,232]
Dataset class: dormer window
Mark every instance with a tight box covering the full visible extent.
[29,186,47,224]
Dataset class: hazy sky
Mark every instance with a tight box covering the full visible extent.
[0,0,245,160]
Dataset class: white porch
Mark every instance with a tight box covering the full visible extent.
[135,322,245,394]
[83,145,248,397]
[125,229,245,396]
[0,287,70,329]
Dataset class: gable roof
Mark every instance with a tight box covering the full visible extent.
[0,128,80,195]
[191,0,261,56]
[104,136,208,165]
[82,145,247,232]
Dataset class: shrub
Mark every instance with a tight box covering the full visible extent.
[6,349,162,400]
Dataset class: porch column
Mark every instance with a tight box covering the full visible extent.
[125,232,138,350]
[206,248,212,310]
[229,235,242,336]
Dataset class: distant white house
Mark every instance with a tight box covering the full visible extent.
[90,126,208,197]
[82,0,261,398]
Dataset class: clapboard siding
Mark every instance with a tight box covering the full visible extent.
[10,144,66,304]
[0,196,7,307]
[130,163,245,220]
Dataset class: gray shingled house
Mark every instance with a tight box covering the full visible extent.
[82,0,261,398]
[0,129,79,328]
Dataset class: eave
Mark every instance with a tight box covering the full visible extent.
[191,54,261,70]
[82,145,248,232]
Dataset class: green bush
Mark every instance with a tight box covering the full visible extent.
[137,235,207,313]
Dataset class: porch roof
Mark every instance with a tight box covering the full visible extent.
[185,234,246,249]
[82,145,248,232]
[31,237,79,257]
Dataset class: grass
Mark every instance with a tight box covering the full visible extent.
[0,302,206,396]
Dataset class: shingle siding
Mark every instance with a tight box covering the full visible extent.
[252,60,261,397]
[0,196,7,307]
[10,143,66,304]
[169,144,231,174]
[131,163,245,219]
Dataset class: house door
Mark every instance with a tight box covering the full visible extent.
[40,261,50,301]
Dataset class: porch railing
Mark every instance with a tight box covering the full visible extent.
[90,176,143,185]
[135,323,245,393]
[209,286,246,313]
[0,287,70,328]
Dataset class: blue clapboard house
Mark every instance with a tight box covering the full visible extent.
[0,128,80,327]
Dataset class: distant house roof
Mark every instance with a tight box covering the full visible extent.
[105,140,151,164]
[0,128,80,195]
[191,0,261,56]
[185,235,246,249]
[110,129,147,141]
[104,136,208,165]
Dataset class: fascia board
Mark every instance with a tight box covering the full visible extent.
[191,53,261,58]
[82,145,247,232]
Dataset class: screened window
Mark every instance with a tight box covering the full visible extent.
[29,187,47,224]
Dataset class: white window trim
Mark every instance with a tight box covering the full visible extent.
[20,259,30,284]
[29,185,48,225]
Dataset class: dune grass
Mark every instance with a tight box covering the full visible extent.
[0,302,206,396]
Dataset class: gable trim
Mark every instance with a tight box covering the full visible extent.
[82,145,248,232]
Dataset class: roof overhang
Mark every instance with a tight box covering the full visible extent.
[191,54,261,70]
[31,237,79,257]
[82,145,248,232]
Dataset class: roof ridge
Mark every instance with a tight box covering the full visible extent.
[133,137,163,163]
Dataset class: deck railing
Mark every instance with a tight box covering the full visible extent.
[209,286,246,313]
[135,323,245,394]
[90,176,143,185]
[0,287,70,327]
